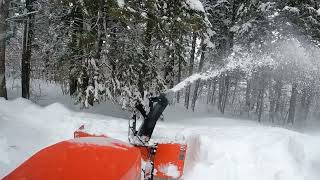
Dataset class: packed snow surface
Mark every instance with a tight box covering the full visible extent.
[69,137,132,150]
[1,98,320,180]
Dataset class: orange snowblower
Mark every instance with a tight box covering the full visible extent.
[4,93,189,180]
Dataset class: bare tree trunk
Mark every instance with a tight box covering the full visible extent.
[176,47,182,103]
[300,82,315,121]
[288,83,298,124]
[0,0,9,99]
[221,75,230,114]
[210,79,217,105]
[21,0,36,99]
[303,89,314,121]
[274,79,282,121]
[245,78,251,115]
[218,75,224,111]
[191,40,206,111]
[255,94,260,114]
[184,32,197,109]
[269,82,276,123]
[87,2,104,106]
[218,74,230,114]
[257,79,266,122]
[231,77,238,104]
[138,0,155,99]
[69,4,84,96]
[164,42,175,89]
[257,88,264,122]
[206,80,212,104]
[256,70,268,122]
[94,1,104,60]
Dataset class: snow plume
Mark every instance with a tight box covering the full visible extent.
[170,73,209,92]
[170,45,276,93]
[170,35,320,93]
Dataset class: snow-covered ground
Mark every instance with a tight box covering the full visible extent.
[1,97,320,180]
[1,80,320,179]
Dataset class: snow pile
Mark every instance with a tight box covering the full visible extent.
[185,0,205,12]
[1,98,320,180]
[184,127,320,180]
[158,163,180,178]
[69,137,131,150]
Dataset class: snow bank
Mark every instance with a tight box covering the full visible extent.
[184,127,320,180]
[0,98,130,176]
[7,78,130,119]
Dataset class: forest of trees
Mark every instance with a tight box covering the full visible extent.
[1,0,320,125]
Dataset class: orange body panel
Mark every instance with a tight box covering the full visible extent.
[154,143,187,178]
[138,143,187,179]
[74,125,187,179]
[4,137,141,180]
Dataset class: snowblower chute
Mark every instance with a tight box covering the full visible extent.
[4,92,189,180]
[137,93,169,140]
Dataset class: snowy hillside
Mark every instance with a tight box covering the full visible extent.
[1,98,320,180]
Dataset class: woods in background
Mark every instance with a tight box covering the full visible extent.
[1,0,320,125]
